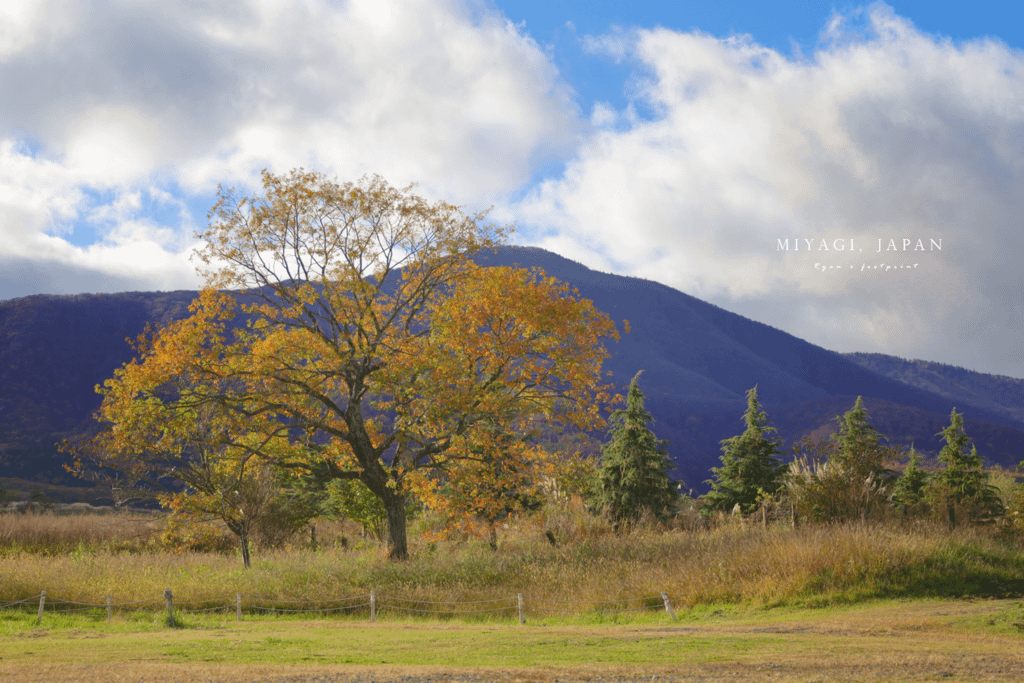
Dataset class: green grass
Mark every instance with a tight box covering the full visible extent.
[1,598,1022,673]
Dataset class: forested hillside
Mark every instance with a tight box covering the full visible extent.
[844,352,1024,425]
[0,291,196,486]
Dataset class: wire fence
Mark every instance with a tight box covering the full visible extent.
[1,588,678,626]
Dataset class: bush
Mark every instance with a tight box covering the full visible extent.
[785,455,891,524]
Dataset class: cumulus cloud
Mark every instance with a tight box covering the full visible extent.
[0,0,581,298]
[0,138,201,296]
[511,3,1024,377]
[4,0,1023,379]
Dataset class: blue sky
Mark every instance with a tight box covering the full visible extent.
[496,0,1024,112]
[1,0,1023,377]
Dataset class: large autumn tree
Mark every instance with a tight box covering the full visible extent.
[84,170,620,560]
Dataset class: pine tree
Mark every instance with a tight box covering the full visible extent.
[830,396,892,482]
[591,372,677,524]
[890,446,929,514]
[703,386,784,514]
[932,408,1003,527]
[786,397,894,523]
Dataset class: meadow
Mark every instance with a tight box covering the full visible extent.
[2,503,1024,681]
[3,598,1024,682]
[2,501,1023,613]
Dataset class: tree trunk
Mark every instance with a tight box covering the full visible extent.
[383,493,408,560]
[227,519,253,569]
[359,456,409,560]
[240,530,252,569]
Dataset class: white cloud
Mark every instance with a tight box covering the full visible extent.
[511,3,1024,377]
[0,0,580,199]
[0,0,581,297]
[4,0,1023,379]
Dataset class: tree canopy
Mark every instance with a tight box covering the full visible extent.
[77,170,621,560]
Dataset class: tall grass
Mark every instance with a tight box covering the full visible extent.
[0,507,165,553]
[1,507,1022,613]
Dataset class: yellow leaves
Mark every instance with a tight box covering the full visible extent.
[89,168,624,559]
[398,264,619,440]
[410,433,556,537]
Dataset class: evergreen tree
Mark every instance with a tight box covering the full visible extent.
[786,397,894,523]
[591,372,677,524]
[703,386,784,514]
[830,396,892,482]
[890,446,929,514]
[932,408,1003,527]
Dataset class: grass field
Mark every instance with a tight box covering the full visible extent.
[3,508,1024,680]
[1,599,1023,681]
[3,512,1024,611]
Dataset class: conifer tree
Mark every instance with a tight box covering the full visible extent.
[932,408,1003,527]
[890,446,929,514]
[785,397,895,523]
[591,372,677,524]
[831,396,892,482]
[703,386,784,514]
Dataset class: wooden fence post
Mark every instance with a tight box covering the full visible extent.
[661,592,677,621]
[236,593,242,622]
[106,594,112,621]
[37,591,46,625]
[370,590,376,622]
[164,588,175,627]
[517,593,524,624]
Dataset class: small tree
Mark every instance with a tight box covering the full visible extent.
[831,396,892,482]
[416,434,546,550]
[64,354,309,569]
[591,372,677,525]
[319,478,390,541]
[930,409,1003,528]
[703,386,784,515]
[162,460,312,567]
[784,398,898,524]
[890,446,929,516]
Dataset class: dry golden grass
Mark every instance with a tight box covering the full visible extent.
[1,506,1022,614]
[0,507,165,553]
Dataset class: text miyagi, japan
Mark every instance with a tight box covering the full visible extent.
[777,238,942,252]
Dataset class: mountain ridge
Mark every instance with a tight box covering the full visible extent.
[1,246,1021,492]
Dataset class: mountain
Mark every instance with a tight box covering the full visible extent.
[477,247,1024,485]
[843,352,1024,426]
[1,246,1022,494]
[0,291,197,485]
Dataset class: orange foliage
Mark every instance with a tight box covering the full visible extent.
[76,170,622,560]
